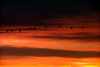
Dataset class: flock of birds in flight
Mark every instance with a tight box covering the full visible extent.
[5,25,84,33]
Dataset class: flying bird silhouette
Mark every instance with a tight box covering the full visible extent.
[11,30,14,32]
[70,27,73,30]
[6,30,8,32]
[19,30,21,33]
[59,25,61,28]
[29,27,32,30]
[33,27,36,30]
[4,25,85,33]
[81,26,84,28]
[45,25,47,28]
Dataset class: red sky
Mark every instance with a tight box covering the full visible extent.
[0,22,100,67]
[1,0,100,66]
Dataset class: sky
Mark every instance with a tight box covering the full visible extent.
[0,0,100,67]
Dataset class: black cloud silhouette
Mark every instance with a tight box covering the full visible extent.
[1,46,100,58]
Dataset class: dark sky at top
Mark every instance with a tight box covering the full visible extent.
[1,0,100,26]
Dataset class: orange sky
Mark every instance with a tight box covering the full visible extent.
[0,25,100,67]
[1,0,100,66]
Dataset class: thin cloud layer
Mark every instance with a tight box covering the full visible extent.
[1,46,100,58]
[26,32,100,42]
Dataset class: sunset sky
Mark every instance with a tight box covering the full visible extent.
[0,0,100,67]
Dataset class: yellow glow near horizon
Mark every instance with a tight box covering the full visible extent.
[84,66,100,67]
[74,62,88,65]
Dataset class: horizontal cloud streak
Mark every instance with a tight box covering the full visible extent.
[50,32,96,35]
[1,46,100,58]
[26,35,100,42]
[50,32,100,36]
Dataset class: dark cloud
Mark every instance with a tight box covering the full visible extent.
[1,0,94,12]
[27,32,100,42]
[1,46,100,58]
[50,32,95,36]
[67,32,97,36]
[0,32,28,34]
[28,35,100,42]
[0,32,7,34]
[1,0,99,26]
[1,11,63,26]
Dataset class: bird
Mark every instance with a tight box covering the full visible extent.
[29,27,32,30]
[11,30,14,32]
[6,30,8,32]
[59,25,61,28]
[45,25,47,28]
[70,27,73,30]
[19,30,21,33]
[33,27,36,30]
[81,26,84,28]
